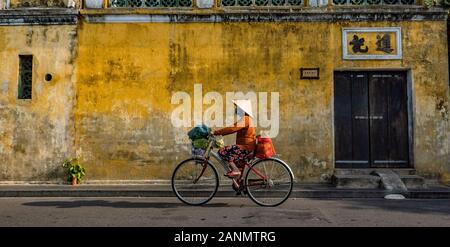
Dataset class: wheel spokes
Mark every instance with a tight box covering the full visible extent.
[245,160,293,206]
[172,159,218,205]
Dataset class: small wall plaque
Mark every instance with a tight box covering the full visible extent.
[300,68,320,79]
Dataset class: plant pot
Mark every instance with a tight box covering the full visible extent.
[440,172,450,186]
[71,177,78,186]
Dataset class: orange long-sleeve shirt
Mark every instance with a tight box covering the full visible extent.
[213,115,256,151]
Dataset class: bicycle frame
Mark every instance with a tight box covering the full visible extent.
[192,134,295,189]
[175,134,295,206]
[192,135,273,189]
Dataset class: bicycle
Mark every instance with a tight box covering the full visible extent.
[171,133,294,207]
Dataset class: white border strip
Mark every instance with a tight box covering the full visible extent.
[342,27,402,60]
[85,15,196,23]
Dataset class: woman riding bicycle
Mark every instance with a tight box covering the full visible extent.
[172,99,294,206]
[213,99,256,178]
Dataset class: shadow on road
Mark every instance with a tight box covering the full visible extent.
[22,200,228,209]
[313,198,450,216]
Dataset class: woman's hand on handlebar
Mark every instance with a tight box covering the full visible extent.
[209,130,216,137]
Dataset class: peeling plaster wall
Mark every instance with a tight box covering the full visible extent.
[0,18,448,182]
[75,20,449,181]
[0,25,77,181]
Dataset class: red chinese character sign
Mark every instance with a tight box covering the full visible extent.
[342,27,402,60]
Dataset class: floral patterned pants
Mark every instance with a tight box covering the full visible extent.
[218,145,254,168]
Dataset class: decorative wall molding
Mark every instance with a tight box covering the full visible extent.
[0,7,447,25]
[81,7,448,23]
[0,9,78,25]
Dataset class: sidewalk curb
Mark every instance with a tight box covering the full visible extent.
[1,187,450,199]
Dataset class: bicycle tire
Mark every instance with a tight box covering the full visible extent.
[245,158,294,207]
[171,157,219,206]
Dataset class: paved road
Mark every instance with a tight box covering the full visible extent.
[0,197,449,226]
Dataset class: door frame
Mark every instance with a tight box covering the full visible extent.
[331,69,414,169]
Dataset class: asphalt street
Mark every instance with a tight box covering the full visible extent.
[0,197,449,227]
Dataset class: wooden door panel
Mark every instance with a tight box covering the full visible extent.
[351,73,370,167]
[386,73,409,167]
[369,74,390,167]
[335,71,409,168]
[334,72,354,167]
[368,72,409,168]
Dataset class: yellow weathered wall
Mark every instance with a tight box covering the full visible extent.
[74,20,449,181]
[0,25,77,181]
[0,18,448,182]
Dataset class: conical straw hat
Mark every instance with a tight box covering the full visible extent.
[232,99,254,118]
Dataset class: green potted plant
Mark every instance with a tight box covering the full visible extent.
[443,0,450,7]
[62,158,86,186]
[423,0,437,8]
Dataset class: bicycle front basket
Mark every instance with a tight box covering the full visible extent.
[191,146,205,157]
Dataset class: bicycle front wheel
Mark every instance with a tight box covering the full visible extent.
[171,158,219,206]
[245,158,293,207]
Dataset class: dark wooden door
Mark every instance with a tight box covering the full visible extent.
[334,72,370,168]
[334,71,409,168]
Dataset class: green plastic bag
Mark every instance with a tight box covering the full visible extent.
[193,138,209,150]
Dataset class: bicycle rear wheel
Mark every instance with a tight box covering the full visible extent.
[245,158,293,207]
[171,158,219,206]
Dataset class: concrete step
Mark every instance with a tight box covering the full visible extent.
[393,169,417,176]
[334,169,416,176]
[334,169,374,176]
[333,169,426,190]
[400,175,427,189]
[332,174,381,189]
